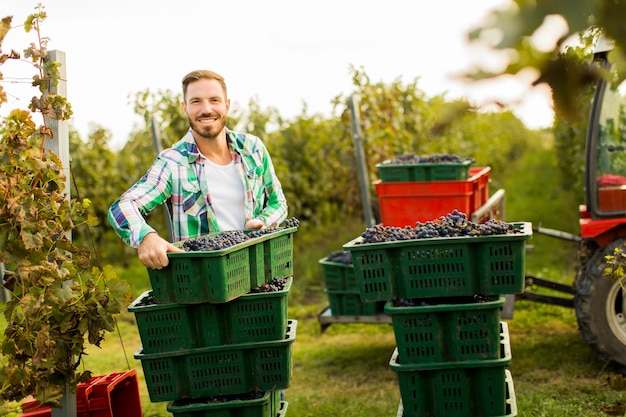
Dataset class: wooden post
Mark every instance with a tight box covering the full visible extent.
[44,49,77,417]
[44,50,71,200]
[348,94,376,227]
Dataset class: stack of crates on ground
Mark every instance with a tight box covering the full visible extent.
[343,221,532,416]
[319,250,386,317]
[342,155,531,416]
[18,370,143,417]
[374,154,491,226]
[127,225,299,417]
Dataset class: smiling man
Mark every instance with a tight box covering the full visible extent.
[107,70,288,270]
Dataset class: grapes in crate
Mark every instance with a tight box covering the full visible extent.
[181,217,300,251]
[359,210,516,244]
[382,153,472,165]
[175,390,265,405]
[181,230,248,251]
[326,250,352,264]
[392,293,497,307]
[251,277,288,293]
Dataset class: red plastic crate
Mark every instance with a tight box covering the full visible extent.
[18,371,141,417]
[375,167,490,227]
[18,399,52,417]
[469,166,491,213]
[86,370,142,417]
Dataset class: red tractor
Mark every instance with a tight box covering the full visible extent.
[518,37,626,373]
[573,38,626,373]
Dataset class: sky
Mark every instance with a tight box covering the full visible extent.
[2,0,557,149]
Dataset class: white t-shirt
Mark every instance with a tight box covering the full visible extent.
[203,157,246,231]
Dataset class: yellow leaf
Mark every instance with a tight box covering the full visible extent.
[86,214,99,227]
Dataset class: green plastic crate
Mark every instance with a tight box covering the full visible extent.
[326,290,386,316]
[264,230,295,280]
[128,278,292,354]
[148,227,296,304]
[390,322,511,417]
[319,257,358,292]
[385,296,504,364]
[395,369,517,417]
[343,223,532,302]
[136,320,297,402]
[166,390,284,417]
[376,159,473,182]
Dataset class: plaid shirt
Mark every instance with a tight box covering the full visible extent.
[108,128,288,248]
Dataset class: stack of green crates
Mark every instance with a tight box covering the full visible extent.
[319,251,385,316]
[128,227,298,417]
[343,222,532,417]
[376,157,473,182]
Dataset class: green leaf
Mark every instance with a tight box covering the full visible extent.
[52,284,74,304]
[106,278,133,311]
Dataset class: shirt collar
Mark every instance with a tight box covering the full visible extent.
[182,128,239,163]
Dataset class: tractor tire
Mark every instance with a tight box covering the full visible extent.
[575,238,626,374]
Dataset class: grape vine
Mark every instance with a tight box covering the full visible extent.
[0,7,132,407]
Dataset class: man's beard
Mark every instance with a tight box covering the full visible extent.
[189,114,227,140]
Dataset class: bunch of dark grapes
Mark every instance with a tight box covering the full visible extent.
[392,294,496,307]
[175,390,265,405]
[392,297,429,307]
[359,210,515,244]
[183,217,301,251]
[326,250,352,264]
[246,228,276,238]
[414,209,482,238]
[251,277,288,293]
[473,294,496,303]
[360,225,420,244]
[477,218,514,235]
[137,292,156,307]
[181,230,248,251]
[383,153,471,165]
[246,217,300,239]
[282,217,300,228]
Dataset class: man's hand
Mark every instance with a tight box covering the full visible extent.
[138,232,184,269]
[245,219,265,229]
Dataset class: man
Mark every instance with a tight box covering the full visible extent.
[108,70,288,270]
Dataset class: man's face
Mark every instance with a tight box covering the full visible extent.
[182,79,230,140]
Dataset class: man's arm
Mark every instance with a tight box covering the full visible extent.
[108,156,184,267]
[254,146,288,227]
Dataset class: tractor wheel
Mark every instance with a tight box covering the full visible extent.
[575,238,626,374]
